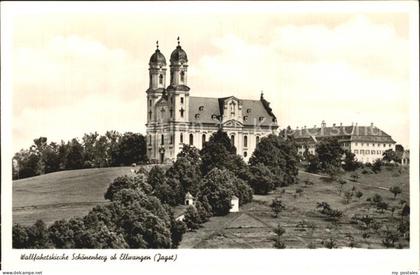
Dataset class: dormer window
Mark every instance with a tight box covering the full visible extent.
[211,114,217,120]
[195,114,200,119]
[259,116,264,122]
[247,108,251,113]
[272,118,276,122]
[199,106,204,111]
[243,116,248,121]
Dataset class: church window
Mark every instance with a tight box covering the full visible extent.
[244,152,248,157]
[180,71,185,82]
[161,134,164,145]
[170,135,174,145]
[180,108,184,118]
[180,133,183,143]
[159,74,163,84]
[189,134,194,145]
[149,111,152,120]
[149,135,152,145]
[202,134,206,147]
[244,136,248,147]
[256,136,260,144]
[170,109,173,118]
[360,150,364,154]
[180,97,184,104]
[371,150,375,154]
[230,135,235,146]
[149,99,152,107]
[171,97,173,104]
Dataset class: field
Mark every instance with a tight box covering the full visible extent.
[13,166,142,225]
[13,165,410,248]
[180,167,410,249]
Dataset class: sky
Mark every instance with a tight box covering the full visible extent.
[4,2,416,153]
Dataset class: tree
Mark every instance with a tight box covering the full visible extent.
[343,151,359,171]
[249,135,299,187]
[200,130,236,175]
[148,166,167,189]
[25,220,51,248]
[48,218,85,248]
[372,159,383,173]
[355,191,363,200]
[271,198,286,217]
[232,177,253,205]
[183,206,201,231]
[166,146,202,200]
[306,153,320,173]
[337,178,347,195]
[389,185,402,199]
[383,149,399,163]
[249,163,275,195]
[196,168,236,216]
[66,139,84,169]
[13,224,29,248]
[315,138,344,173]
[104,175,152,201]
[114,132,147,165]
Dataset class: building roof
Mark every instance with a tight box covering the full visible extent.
[149,49,166,66]
[188,96,278,127]
[170,45,188,64]
[291,125,395,144]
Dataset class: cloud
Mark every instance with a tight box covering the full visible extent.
[13,35,145,116]
[189,15,409,145]
[10,13,411,152]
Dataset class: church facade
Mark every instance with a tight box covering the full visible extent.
[145,39,278,163]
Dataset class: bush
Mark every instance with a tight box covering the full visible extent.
[183,206,201,231]
[316,202,343,221]
[271,198,286,217]
[355,191,363,200]
[343,191,353,204]
[350,172,359,182]
[389,185,402,199]
[322,237,337,249]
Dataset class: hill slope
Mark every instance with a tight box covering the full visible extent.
[13,167,137,225]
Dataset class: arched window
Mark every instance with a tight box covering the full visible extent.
[180,71,185,82]
[202,134,206,147]
[180,133,183,143]
[244,151,248,157]
[230,135,235,146]
[149,135,152,145]
[189,134,194,146]
[180,108,184,118]
[244,135,248,147]
[161,134,164,145]
[159,74,163,84]
[170,135,174,145]
[256,136,260,144]
[149,99,152,107]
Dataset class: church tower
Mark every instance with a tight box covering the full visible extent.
[167,37,190,123]
[146,41,167,124]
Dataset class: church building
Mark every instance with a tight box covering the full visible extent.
[146,38,278,163]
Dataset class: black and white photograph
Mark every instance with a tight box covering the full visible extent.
[1,1,419,275]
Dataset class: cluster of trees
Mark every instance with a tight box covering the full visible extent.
[13,173,186,249]
[12,131,147,180]
[13,129,301,247]
[304,138,405,177]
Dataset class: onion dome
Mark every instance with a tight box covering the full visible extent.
[149,41,166,66]
[170,37,188,64]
